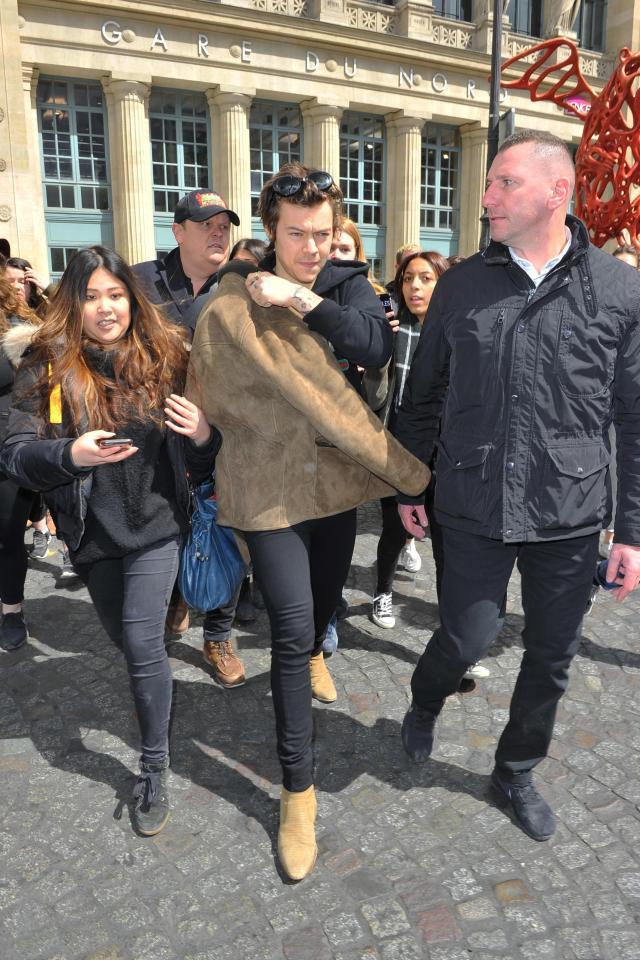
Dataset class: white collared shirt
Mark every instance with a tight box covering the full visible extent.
[508,227,572,288]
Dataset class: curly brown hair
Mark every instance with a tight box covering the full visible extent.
[258,162,344,242]
[0,275,39,334]
[24,246,189,433]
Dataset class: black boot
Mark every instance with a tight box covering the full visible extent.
[132,759,170,836]
[1,610,28,650]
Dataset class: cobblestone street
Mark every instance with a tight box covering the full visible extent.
[2,502,640,960]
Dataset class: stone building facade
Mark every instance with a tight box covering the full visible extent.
[0,0,632,279]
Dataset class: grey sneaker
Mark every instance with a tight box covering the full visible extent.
[60,544,79,580]
[132,760,170,836]
[31,529,53,559]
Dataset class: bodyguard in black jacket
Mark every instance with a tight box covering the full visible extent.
[394,131,640,844]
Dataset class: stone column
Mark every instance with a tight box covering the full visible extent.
[206,87,253,241]
[0,1,42,261]
[300,100,343,183]
[458,121,488,257]
[21,64,48,275]
[102,78,155,264]
[474,0,510,55]
[395,0,434,41]
[384,112,424,274]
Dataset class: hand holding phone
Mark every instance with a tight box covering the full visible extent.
[70,431,138,467]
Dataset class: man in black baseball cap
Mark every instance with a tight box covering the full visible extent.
[132,189,239,332]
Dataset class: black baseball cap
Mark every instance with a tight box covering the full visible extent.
[174,190,240,226]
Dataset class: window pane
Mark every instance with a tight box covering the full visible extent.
[51,248,65,272]
[249,100,304,212]
[46,184,60,207]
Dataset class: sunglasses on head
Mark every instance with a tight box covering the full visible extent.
[271,170,334,197]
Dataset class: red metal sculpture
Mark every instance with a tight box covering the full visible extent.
[499,38,640,248]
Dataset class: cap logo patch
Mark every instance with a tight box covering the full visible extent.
[196,192,224,208]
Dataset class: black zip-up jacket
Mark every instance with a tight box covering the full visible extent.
[0,356,221,552]
[0,314,31,445]
[393,215,640,545]
[184,255,393,391]
[132,247,219,334]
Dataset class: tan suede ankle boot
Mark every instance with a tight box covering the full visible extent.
[309,650,337,703]
[278,785,318,880]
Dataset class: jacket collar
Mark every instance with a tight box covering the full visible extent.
[482,214,590,269]
[257,252,369,293]
[161,247,220,308]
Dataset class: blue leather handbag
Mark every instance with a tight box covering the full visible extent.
[179,480,247,612]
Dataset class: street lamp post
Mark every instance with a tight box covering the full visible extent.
[480,0,505,249]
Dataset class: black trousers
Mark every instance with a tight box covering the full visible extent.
[376,475,444,597]
[0,476,44,605]
[244,509,357,792]
[411,527,599,783]
[75,536,180,766]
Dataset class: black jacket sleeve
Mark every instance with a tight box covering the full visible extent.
[391,285,451,504]
[613,310,640,545]
[184,427,222,486]
[0,350,14,394]
[0,365,87,491]
[305,273,393,368]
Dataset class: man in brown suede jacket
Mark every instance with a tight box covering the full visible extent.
[187,162,427,882]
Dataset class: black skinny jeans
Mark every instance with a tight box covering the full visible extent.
[411,527,599,783]
[376,475,444,597]
[0,476,43,605]
[75,536,180,766]
[244,509,357,792]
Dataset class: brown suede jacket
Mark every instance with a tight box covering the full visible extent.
[186,263,430,531]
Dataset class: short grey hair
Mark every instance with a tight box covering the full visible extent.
[498,129,575,188]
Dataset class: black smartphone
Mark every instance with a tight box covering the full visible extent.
[98,438,132,448]
[378,292,393,312]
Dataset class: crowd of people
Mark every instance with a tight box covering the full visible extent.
[1,128,639,881]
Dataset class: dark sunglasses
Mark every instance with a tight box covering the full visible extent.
[271,170,334,197]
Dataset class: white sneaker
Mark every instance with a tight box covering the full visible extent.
[399,539,422,573]
[464,661,490,680]
[371,593,395,629]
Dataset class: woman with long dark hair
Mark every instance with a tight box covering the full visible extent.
[1,246,219,836]
[372,250,449,628]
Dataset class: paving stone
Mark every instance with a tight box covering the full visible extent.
[361,898,412,938]
[494,878,530,903]
[4,510,640,958]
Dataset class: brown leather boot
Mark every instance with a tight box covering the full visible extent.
[166,596,190,634]
[278,785,317,881]
[309,650,337,703]
[203,638,246,687]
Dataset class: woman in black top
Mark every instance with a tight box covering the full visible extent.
[1,247,219,836]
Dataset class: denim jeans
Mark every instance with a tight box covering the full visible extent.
[75,536,180,765]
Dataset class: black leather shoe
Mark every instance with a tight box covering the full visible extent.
[401,701,436,762]
[490,769,556,841]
